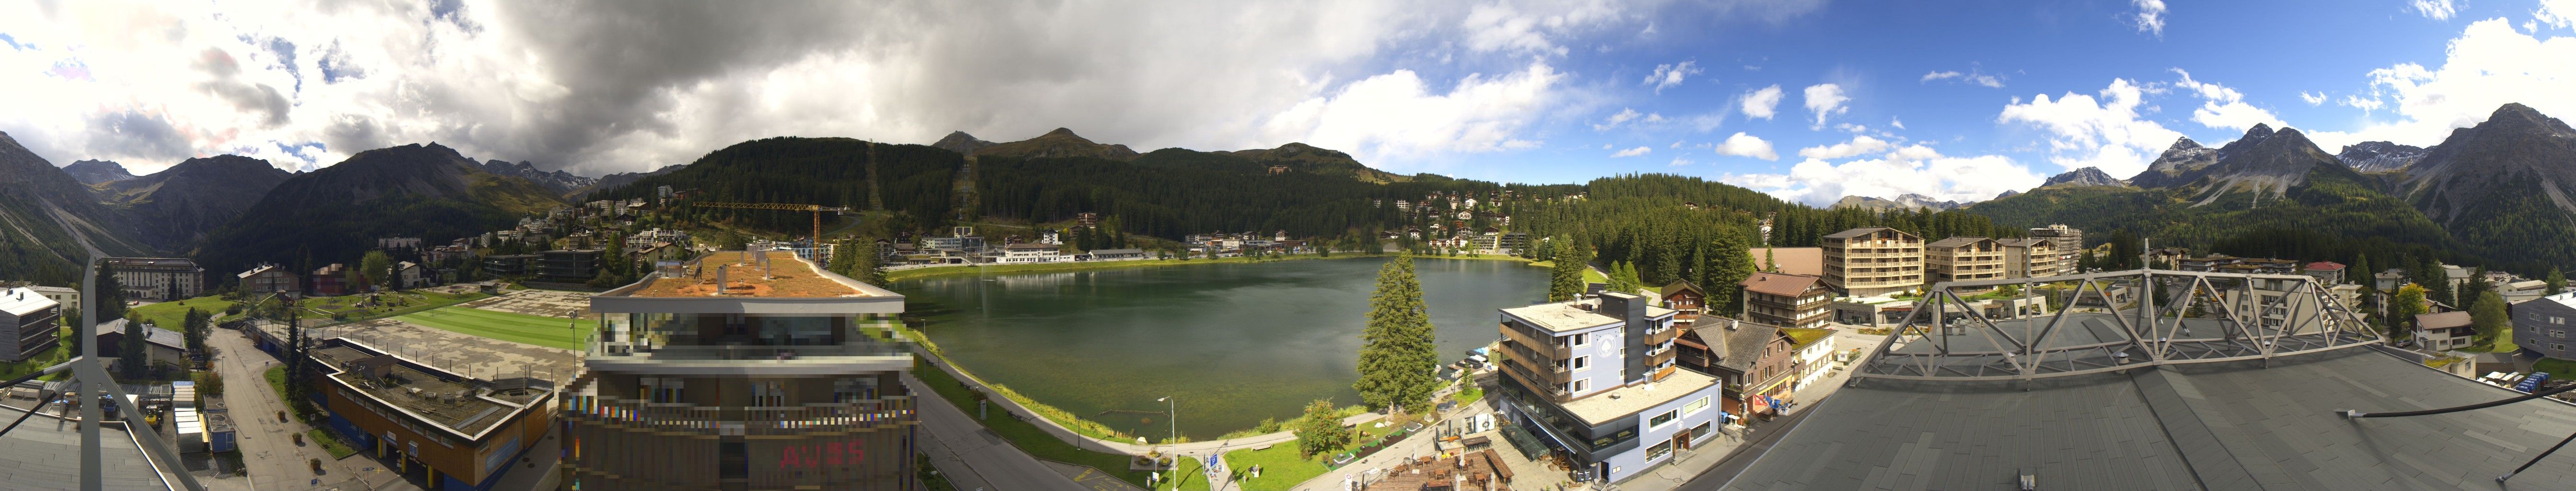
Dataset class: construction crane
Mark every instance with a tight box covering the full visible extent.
[691,201,855,243]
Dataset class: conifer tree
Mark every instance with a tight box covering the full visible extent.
[2550,268,2566,296]
[1354,256,1438,413]
[1548,238,1585,302]
[1703,232,1756,316]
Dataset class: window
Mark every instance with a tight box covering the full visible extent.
[753,381,786,407]
[1571,379,1589,394]
[2556,330,2569,339]
[1646,441,1673,461]
[2556,316,2567,325]
[1570,333,1589,347]
[1572,356,1589,370]
[2557,344,2568,352]
[1648,409,1679,429]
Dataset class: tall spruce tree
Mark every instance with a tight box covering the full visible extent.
[1703,232,1756,316]
[2551,268,2567,295]
[1548,238,1585,302]
[121,312,147,378]
[92,262,127,323]
[1354,256,1439,413]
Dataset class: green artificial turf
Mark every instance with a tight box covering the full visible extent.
[394,307,598,350]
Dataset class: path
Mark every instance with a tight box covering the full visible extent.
[905,374,1090,491]
[208,327,417,491]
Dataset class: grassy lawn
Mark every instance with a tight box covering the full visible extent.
[307,428,357,458]
[265,365,286,400]
[129,296,242,331]
[913,359,1163,489]
[1152,453,1211,491]
[1224,444,1333,491]
[2533,357,2576,376]
[0,334,69,381]
[393,306,598,350]
[1452,387,1484,406]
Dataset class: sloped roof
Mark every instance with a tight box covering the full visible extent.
[1823,227,1898,239]
[1925,236,1991,249]
[2415,310,2472,329]
[1740,272,1825,297]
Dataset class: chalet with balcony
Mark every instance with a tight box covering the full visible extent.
[1738,272,1830,329]
[1658,281,1705,325]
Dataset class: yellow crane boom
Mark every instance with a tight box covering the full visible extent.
[691,201,854,243]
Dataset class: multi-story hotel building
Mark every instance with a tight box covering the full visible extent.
[1820,227,1923,296]
[1495,292,1722,484]
[1924,236,2006,284]
[0,287,60,362]
[2026,224,2084,267]
[564,250,917,491]
[104,257,205,301]
[1997,237,2061,279]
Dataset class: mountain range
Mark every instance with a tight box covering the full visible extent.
[8,102,2576,284]
[1829,194,1966,211]
[1967,103,2576,275]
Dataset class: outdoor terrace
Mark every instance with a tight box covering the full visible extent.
[612,251,874,298]
[311,340,549,438]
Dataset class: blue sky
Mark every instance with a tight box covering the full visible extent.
[0,0,2568,205]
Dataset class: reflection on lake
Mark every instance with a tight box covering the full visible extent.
[893,257,1546,439]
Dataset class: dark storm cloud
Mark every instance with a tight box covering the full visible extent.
[84,110,193,163]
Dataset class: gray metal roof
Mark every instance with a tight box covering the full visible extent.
[1719,347,2576,491]
[0,412,172,491]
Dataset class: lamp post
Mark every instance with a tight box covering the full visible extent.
[1156,396,1176,447]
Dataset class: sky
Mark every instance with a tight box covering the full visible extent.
[1,0,2572,206]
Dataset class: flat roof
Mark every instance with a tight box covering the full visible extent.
[0,409,173,491]
[1721,348,2576,490]
[1502,303,1622,333]
[1558,368,1717,426]
[614,250,870,298]
[0,287,57,316]
[310,339,549,440]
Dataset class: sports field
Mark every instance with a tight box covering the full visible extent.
[395,306,598,351]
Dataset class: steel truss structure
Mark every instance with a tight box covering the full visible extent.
[1856,268,2382,381]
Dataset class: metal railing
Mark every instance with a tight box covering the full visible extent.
[566,395,914,436]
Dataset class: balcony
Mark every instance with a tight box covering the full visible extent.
[564,394,915,436]
[1499,324,1570,360]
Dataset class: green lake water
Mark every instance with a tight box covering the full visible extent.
[892,257,1547,440]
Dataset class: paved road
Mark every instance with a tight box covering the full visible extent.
[208,328,416,491]
[905,374,1090,491]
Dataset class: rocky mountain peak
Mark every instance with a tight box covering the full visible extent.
[931,131,998,155]
[2336,141,2427,172]
[1043,128,1082,139]
[2043,166,2126,187]
[64,159,139,184]
[479,159,598,196]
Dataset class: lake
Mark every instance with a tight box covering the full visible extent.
[893,257,1547,440]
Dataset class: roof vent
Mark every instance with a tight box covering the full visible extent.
[2018,469,2036,491]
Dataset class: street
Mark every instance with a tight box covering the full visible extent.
[904,374,1093,491]
[207,327,417,491]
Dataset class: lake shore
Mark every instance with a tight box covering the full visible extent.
[886,251,1400,282]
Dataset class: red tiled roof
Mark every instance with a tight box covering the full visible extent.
[1741,271,1825,297]
[2304,261,2347,271]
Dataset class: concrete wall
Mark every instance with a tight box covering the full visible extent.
[2515,299,2576,360]
[1564,324,1625,398]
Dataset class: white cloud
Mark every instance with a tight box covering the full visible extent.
[1713,132,1778,161]
[1803,83,1849,129]
[2413,0,2461,20]
[1920,69,2005,88]
[1611,146,1651,157]
[0,0,1636,176]
[2169,68,2285,132]
[2300,91,2328,105]
[1722,144,2043,205]
[2543,0,2576,29]
[1265,61,1562,159]
[1668,157,1693,166]
[1669,140,1683,149]
[1889,117,1905,129]
[1590,107,1666,131]
[1643,60,1702,94]
[2306,19,2576,151]
[2341,95,2387,113]
[2133,0,2169,36]
[1797,135,1892,160]
[1740,84,1784,120]
[1996,78,2185,178]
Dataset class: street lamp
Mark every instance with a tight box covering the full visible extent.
[1156,396,1176,446]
